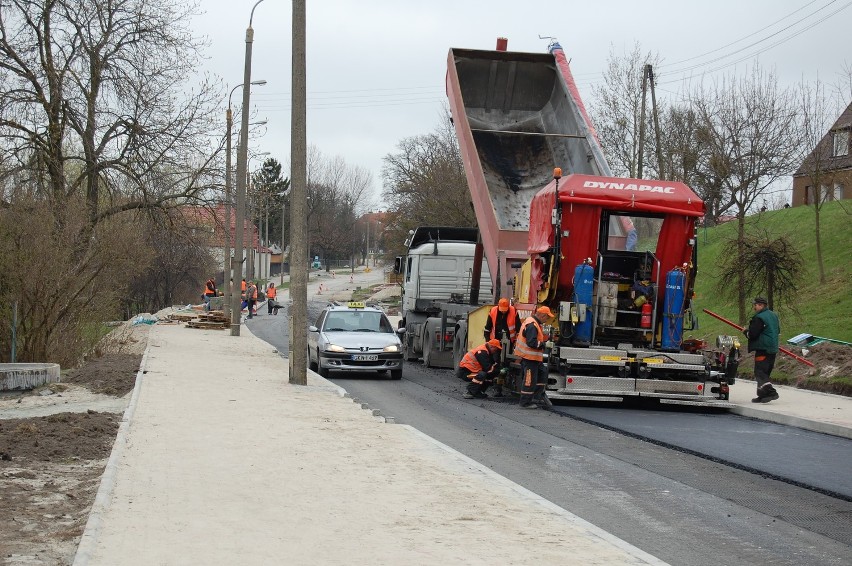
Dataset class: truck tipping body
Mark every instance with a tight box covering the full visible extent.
[446,44,609,299]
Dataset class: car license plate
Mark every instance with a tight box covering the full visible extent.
[352,354,378,361]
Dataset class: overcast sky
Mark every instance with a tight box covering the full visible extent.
[194,0,851,208]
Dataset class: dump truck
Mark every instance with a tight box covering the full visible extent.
[396,226,492,368]
[439,39,739,404]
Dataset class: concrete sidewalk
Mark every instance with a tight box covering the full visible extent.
[73,322,667,566]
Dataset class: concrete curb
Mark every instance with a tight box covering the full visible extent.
[72,330,153,566]
[731,379,852,440]
[729,406,852,439]
[402,426,669,565]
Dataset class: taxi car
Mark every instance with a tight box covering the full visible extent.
[308,302,403,379]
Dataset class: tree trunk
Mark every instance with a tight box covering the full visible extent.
[814,201,826,284]
[736,216,747,324]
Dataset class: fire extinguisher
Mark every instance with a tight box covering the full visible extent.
[640,302,652,329]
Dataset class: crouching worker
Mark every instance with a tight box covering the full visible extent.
[456,339,503,399]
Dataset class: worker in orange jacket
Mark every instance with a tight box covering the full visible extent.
[266,283,278,315]
[483,298,521,344]
[456,339,503,399]
[515,306,555,409]
[246,281,258,319]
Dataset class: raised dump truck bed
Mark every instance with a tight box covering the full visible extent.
[446,45,610,298]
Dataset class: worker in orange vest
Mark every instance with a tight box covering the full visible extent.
[266,283,278,315]
[483,298,520,345]
[456,339,503,399]
[202,278,217,311]
[515,306,555,409]
[246,281,258,319]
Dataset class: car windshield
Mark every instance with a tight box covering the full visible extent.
[323,311,393,333]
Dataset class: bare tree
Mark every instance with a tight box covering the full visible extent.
[589,42,662,178]
[0,0,223,220]
[690,66,802,322]
[382,115,475,256]
[303,147,373,267]
[795,79,846,284]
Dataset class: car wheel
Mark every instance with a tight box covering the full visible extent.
[390,369,402,380]
[308,347,318,372]
[317,351,330,378]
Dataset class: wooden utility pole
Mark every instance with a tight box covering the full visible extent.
[289,0,308,385]
[637,64,650,179]
[648,65,665,179]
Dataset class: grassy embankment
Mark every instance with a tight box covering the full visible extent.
[690,200,851,389]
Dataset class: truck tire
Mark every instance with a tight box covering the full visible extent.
[390,369,402,380]
[404,332,419,362]
[453,321,468,369]
[423,327,435,368]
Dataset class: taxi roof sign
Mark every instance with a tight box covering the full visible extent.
[347,301,366,309]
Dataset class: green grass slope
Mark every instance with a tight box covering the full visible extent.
[692,200,851,344]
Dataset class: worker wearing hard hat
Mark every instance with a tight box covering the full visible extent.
[483,298,521,345]
[457,339,503,399]
[514,305,555,409]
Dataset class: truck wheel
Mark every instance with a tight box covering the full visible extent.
[453,322,468,368]
[390,369,402,380]
[404,335,419,362]
[423,330,434,368]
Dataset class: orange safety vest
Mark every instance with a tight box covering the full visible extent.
[514,316,545,362]
[204,280,216,296]
[249,285,258,300]
[241,280,247,292]
[488,305,518,342]
[459,345,495,380]
[267,286,277,299]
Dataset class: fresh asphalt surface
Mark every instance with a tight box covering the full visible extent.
[248,302,852,566]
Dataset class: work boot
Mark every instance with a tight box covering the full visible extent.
[519,403,539,409]
[463,392,475,399]
[474,391,489,399]
[752,390,780,403]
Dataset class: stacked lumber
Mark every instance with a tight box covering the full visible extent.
[186,310,230,329]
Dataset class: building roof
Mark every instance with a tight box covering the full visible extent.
[794,100,852,177]
[182,204,260,249]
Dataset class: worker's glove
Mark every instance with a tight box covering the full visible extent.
[499,368,508,376]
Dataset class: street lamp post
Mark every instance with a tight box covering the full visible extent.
[225,81,265,319]
[246,151,270,282]
[231,0,266,336]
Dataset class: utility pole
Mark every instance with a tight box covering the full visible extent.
[637,64,649,179]
[648,65,665,179]
[224,106,233,319]
[230,0,265,336]
[289,0,308,385]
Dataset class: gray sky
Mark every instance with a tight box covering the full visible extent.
[195,0,852,207]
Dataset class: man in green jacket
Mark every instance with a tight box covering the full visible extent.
[744,297,780,403]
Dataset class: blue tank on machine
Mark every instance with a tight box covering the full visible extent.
[662,268,686,351]
[573,261,595,345]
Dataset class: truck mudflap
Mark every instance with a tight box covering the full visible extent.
[550,374,732,405]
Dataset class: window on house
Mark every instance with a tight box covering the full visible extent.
[833,129,850,157]
[834,183,844,201]
[805,186,814,205]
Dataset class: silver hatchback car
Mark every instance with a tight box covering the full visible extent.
[308,302,404,379]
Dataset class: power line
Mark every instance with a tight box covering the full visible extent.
[658,0,825,69]
[659,0,850,81]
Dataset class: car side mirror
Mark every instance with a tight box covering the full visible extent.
[396,327,406,336]
[308,325,318,332]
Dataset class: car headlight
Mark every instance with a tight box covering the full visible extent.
[326,344,346,353]
[383,344,399,352]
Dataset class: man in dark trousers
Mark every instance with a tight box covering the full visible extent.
[483,298,521,345]
[456,339,503,399]
[514,306,555,409]
[744,296,780,403]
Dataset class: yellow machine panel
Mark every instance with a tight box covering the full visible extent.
[466,304,494,352]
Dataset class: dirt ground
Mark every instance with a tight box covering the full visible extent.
[739,341,852,396]
[0,323,147,566]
